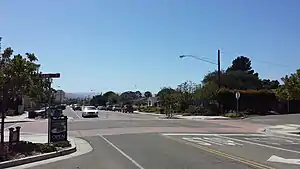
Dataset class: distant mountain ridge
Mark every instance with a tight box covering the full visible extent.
[65,92,94,99]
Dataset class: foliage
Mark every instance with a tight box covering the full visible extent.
[144,91,152,98]
[93,55,299,116]
[0,47,54,114]
[276,69,300,100]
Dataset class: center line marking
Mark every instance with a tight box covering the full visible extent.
[99,135,145,169]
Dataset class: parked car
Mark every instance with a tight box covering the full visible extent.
[122,104,134,113]
[106,105,113,111]
[73,106,82,111]
[112,106,121,112]
[97,106,106,110]
[82,106,98,118]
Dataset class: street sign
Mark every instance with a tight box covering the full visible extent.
[49,116,68,142]
[235,91,240,99]
[40,73,60,78]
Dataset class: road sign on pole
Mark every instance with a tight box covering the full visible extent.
[235,91,240,112]
[235,91,240,100]
[40,73,60,78]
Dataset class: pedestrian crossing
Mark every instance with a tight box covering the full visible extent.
[182,136,243,146]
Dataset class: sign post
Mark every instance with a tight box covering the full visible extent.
[235,91,240,113]
[49,116,68,142]
[40,73,61,143]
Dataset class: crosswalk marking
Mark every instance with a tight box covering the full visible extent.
[182,136,243,146]
[182,137,211,146]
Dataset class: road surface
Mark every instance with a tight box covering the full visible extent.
[11,109,300,169]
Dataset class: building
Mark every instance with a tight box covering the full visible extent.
[147,97,159,107]
[54,90,65,103]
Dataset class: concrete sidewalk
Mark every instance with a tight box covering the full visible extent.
[4,112,37,123]
[135,111,230,120]
[0,132,92,168]
[260,124,300,137]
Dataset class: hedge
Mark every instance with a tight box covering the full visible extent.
[217,88,278,115]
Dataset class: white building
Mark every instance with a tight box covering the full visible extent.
[55,90,65,103]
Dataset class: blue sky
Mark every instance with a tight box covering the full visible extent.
[1,0,300,94]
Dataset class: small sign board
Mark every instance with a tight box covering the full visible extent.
[11,131,18,142]
[235,91,240,100]
[40,73,60,78]
[49,116,68,142]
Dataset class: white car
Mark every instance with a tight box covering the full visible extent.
[82,106,98,118]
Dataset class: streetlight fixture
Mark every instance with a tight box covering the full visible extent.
[179,49,222,113]
[179,49,221,89]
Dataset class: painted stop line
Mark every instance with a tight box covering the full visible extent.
[182,137,243,146]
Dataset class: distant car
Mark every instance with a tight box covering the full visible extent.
[73,106,82,111]
[82,106,98,118]
[106,105,113,111]
[122,105,134,113]
[97,106,106,110]
[112,106,121,112]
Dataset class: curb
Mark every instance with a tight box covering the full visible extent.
[3,120,34,124]
[258,127,300,138]
[0,143,76,168]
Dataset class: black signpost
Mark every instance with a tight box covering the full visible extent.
[40,73,64,143]
[49,116,68,142]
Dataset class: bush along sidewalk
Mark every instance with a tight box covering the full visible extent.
[0,140,71,162]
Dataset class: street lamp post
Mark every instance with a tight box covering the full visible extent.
[179,49,221,88]
[179,49,221,112]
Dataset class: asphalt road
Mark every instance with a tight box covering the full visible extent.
[27,134,261,169]
[245,114,300,125]
[12,108,300,169]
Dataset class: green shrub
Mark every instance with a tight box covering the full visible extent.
[224,112,244,118]
[38,144,57,153]
[52,141,71,148]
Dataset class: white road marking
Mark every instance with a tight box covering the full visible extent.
[182,137,211,145]
[163,133,264,136]
[72,110,82,119]
[201,137,223,145]
[99,135,145,169]
[218,135,300,154]
[267,155,300,165]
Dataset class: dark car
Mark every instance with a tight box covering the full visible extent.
[122,105,134,113]
[73,106,82,111]
[112,106,122,112]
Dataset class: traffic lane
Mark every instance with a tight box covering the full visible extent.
[26,136,140,169]
[63,107,82,119]
[165,134,300,169]
[97,110,159,120]
[68,119,232,131]
[229,135,300,152]
[103,133,258,169]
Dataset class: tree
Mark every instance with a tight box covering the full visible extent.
[194,81,218,101]
[135,91,142,98]
[0,47,51,113]
[227,56,256,75]
[262,79,280,89]
[144,91,152,98]
[157,87,176,98]
[276,69,300,100]
[120,91,137,104]
[176,81,197,110]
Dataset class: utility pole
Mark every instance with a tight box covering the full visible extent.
[217,49,221,89]
[217,49,221,114]
[0,36,4,144]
